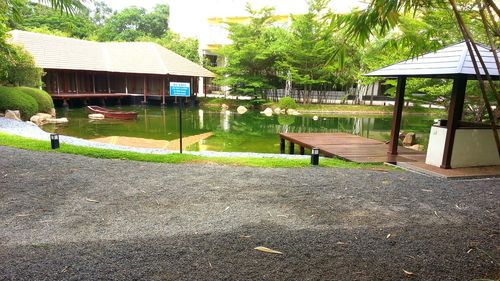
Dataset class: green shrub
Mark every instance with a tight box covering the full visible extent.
[249,98,267,109]
[278,96,297,109]
[0,86,38,119]
[17,87,54,113]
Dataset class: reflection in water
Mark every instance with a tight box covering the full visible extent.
[221,110,230,132]
[198,109,204,129]
[43,106,435,153]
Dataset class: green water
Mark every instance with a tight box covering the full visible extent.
[42,105,436,153]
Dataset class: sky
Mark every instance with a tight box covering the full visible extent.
[103,0,368,40]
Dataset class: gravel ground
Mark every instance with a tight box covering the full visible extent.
[0,146,499,280]
[0,117,308,159]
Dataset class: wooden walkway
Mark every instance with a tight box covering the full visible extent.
[279,133,425,163]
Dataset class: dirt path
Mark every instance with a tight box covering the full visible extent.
[0,146,498,280]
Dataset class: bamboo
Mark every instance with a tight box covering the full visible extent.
[484,0,500,18]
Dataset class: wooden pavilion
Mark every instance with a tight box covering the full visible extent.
[8,30,215,106]
[365,42,499,169]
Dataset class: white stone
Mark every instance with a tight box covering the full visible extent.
[46,117,68,124]
[280,109,286,114]
[260,107,273,117]
[49,108,56,117]
[221,103,229,110]
[236,106,248,114]
[273,107,281,114]
[35,113,52,123]
[312,115,319,121]
[88,113,105,120]
[30,115,43,126]
[5,110,21,121]
[287,109,300,115]
[25,121,37,126]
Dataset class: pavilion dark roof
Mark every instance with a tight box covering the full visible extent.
[365,42,499,79]
[8,30,215,78]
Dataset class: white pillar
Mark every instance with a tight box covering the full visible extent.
[198,77,204,95]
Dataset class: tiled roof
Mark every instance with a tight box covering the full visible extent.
[365,42,499,78]
[8,30,215,78]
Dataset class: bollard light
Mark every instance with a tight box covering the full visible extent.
[50,133,60,149]
[311,147,319,166]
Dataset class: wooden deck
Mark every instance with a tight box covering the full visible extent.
[279,133,425,163]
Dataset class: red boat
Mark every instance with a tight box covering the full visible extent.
[86,106,138,120]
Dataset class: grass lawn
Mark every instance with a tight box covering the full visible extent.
[0,132,389,169]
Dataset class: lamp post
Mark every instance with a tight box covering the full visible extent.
[50,133,60,149]
[311,147,319,166]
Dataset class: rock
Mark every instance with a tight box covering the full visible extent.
[48,108,56,117]
[221,104,229,110]
[260,107,273,117]
[403,132,416,146]
[46,117,68,124]
[30,115,43,126]
[5,110,21,121]
[280,109,286,114]
[237,106,248,114]
[36,113,52,121]
[287,109,300,115]
[25,121,37,126]
[0,113,4,117]
[408,144,425,151]
[88,114,105,120]
[273,107,281,114]
[312,115,319,121]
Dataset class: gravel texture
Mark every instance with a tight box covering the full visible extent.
[0,146,498,280]
[0,117,308,159]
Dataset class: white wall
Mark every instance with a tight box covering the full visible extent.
[426,126,500,168]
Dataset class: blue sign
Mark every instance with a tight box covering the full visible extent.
[169,82,190,97]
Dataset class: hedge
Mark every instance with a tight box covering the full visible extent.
[17,87,54,113]
[0,86,38,119]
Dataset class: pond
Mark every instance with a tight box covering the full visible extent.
[42,105,436,153]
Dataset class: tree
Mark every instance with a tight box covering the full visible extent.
[10,2,96,39]
[97,4,170,41]
[279,0,361,103]
[0,0,83,86]
[141,31,200,63]
[215,5,288,96]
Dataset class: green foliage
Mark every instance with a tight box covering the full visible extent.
[17,87,54,113]
[140,31,200,63]
[0,43,43,87]
[0,86,38,119]
[278,96,297,109]
[214,4,288,96]
[97,4,169,42]
[10,2,96,39]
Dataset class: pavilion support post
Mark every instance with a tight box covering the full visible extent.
[75,72,79,94]
[162,76,166,106]
[143,76,147,104]
[280,138,285,154]
[92,73,96,94]
[125,74,128,94]
[388,76,407,155]
[441,74,467,169]
[289,142,295,155]
[107,73,111,94]
[56,72,60,94]
[300,146,305,155]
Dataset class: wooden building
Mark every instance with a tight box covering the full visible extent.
[8,30,215,105]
